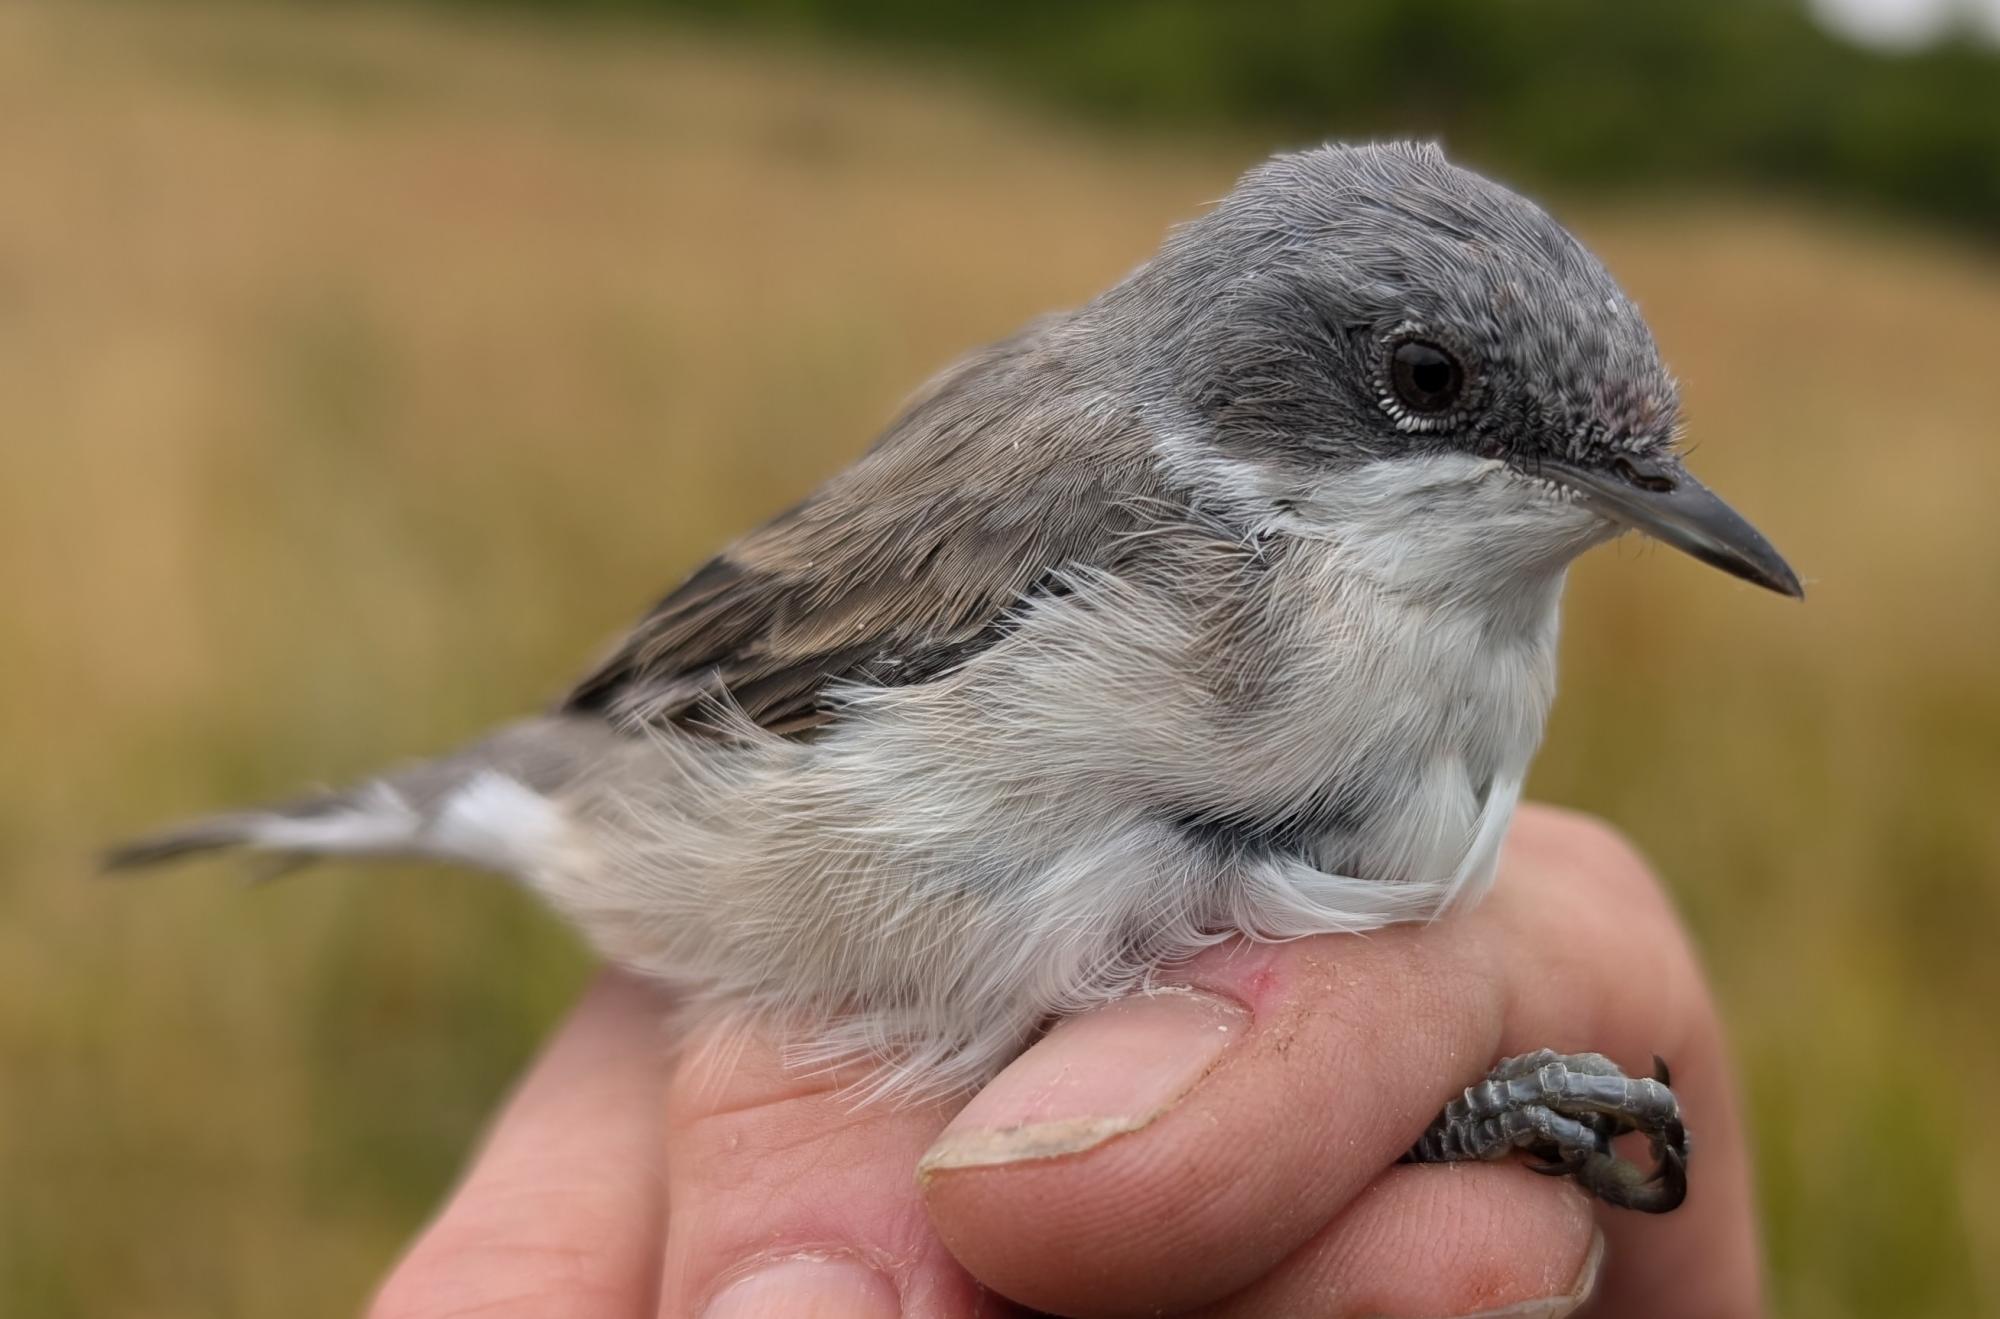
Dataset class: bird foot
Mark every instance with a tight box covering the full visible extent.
[1401,1049,1689,1213]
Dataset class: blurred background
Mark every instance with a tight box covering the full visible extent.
[3,1,1997,1314]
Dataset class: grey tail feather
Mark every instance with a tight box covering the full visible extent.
[99,715,625,880]
[101,816,271,872]
[99,788,391,878]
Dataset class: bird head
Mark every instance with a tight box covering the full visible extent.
[1126,141,1800,599]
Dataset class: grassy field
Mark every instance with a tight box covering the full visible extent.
[2,3,1996,1315]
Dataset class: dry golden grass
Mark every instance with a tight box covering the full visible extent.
[2,3,1996,1314]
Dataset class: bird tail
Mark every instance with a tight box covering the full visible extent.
[101,717,622,882]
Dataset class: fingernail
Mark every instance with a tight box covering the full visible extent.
[1455,1227,1604,1319]
[702,1257,901,1319]
[919,987,1248,1178]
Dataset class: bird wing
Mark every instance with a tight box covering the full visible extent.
[562,336,1157,737]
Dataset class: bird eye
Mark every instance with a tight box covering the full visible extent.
[1389,339,1465,415]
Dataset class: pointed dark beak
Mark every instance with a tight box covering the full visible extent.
[1546,454,1803,599]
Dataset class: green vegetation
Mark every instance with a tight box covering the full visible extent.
[474,0,2000,237]
[2,3,1996,1315]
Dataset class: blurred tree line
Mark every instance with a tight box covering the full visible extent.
[456,0,2000,236]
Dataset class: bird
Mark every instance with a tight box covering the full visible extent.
[107,141,1800,1213]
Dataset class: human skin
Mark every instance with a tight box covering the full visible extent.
[367,805,1762,1318]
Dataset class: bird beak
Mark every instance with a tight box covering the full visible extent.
[1545,454,1803,598]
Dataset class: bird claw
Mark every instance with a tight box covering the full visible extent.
[1576,1129,1689,1213]
[1402,1049,1692,1214]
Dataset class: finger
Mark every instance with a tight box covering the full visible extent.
[370,971,676,1319]
[1192,1164,1602,1319]
[654,1013,995,1319]
[1491,810,1760,1318]
[919,805,1749,1318]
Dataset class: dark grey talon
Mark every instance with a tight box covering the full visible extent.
[1578,1136,1688,1213]
[1402,1049,1691,1214]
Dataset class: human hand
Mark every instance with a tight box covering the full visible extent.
[369,805,1760,1318]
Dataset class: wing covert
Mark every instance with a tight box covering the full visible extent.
[562,333,1157,737]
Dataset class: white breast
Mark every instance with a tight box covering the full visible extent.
[1222,452,1588,898]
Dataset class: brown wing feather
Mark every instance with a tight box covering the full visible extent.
[562,329,1161,737]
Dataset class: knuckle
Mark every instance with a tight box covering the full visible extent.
[365,1204,618,1319]
[366,1259,450,1319]
[661,1016,860,1139]
[366,1238,507,1319]
[1519,805,1660,901]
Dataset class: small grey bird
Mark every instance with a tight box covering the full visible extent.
[110,142,1799,1213]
